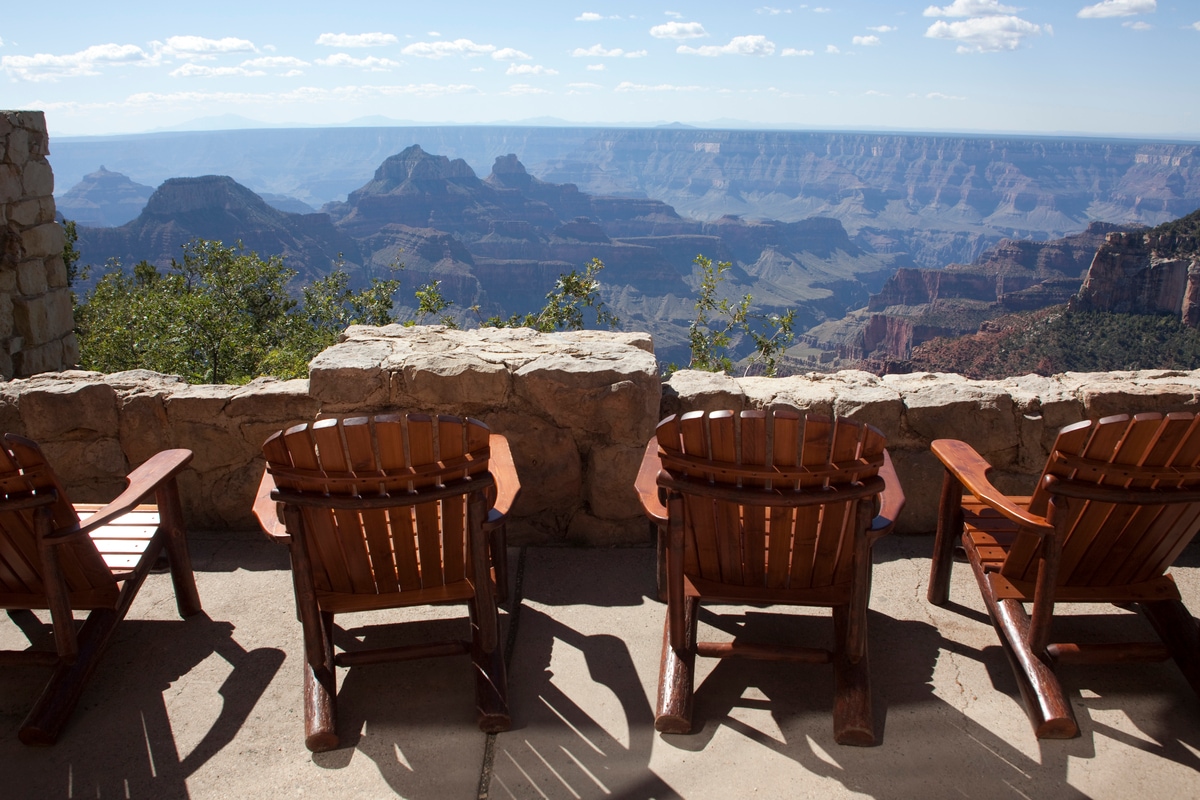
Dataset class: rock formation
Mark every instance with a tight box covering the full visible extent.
[1072,211,1200,326]
[56,166,154,227]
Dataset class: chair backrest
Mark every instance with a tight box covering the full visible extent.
[1008,411,1200,587]
[655,409,886,591]
[0,434,117,605]
[261,414,493,598]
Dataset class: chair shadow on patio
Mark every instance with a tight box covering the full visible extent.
[3,612,284,798]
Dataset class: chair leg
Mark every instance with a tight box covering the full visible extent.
[832,605,875,746]
[303,610,338,752]
[928,470,963,606]
[655,596,699,734]
[1140,599,1200,699]
[469,599,511,733]
[18,608,118,746]
[159,482,202,617]
[990,595,1078,739]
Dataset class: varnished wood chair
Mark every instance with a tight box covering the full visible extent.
[928,411,1200,738]
[636,409,905,746]
[255,413,520,752]
[0,434,201,745]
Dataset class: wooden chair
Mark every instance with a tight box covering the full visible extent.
[0,434,201,746]
[635,409,905,746]
[928,411,1200,738]
[255,413,520,752]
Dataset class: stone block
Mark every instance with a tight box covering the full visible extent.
[885,372,1019,465]
[395,352,512,412]
[45,254,68,288]
[21,160,54,198]
[5,127,30,164]
[17,258,48,295]
[486,409,581,520]
[0,294,11,337]
[10,198,41,227]
[514,348,659,444]
[117,392,173,465]
[661,369,747,418]
[0,165,21,205]
[307,339,394,410]
[19,377,118,439]
[12,340,63,377]
[585,443,646,521]
[22,222,64,260]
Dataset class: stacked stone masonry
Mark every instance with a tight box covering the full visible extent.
[0,111,78,379]
[3,323,1199,542]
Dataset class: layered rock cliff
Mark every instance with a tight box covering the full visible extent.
[1073,210,1200,325]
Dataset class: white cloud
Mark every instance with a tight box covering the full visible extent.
[243,56,309,69]
[576,12,603,21]
[782,48,814,56]
[118,83,480,110]
[756,7,792,14]
[650,21,708,39]
[614,81,704,92]
[925,16,1042,52]
[925,91,966,100]
[170,63,265,78]
[865,90,888,96]
[1123,20,1152,29]
[567,82,602,90]
[869,25,896,33]
[571,44,647,57]
[826,44,841,53]
[853,35,882,46]
[924,0,1018,17]
[677,35,775,56]
[492,48,531,60]
[586,63,606,70]
[1192,22,1200,31]
[504,83,549,95]
[1078,0,1156,18]
[1,43,153,81]
[315,32,398,48]
[161,35,257,59]
[401,39,496,58]
[506,63,558,75]
[814,7,830,12]
[665,11,683,18]
[316,54,401,70]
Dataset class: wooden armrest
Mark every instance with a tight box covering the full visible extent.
[485,433,521,528]
[869,451,906,538]
[634,438,667,524]
[931,439,1051,533]
[253,468,290,543]
[70,449,194,539]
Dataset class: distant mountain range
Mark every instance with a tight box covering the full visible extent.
[51,126,1200,270]
[70,147,907,365]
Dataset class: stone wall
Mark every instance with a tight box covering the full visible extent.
[4,324,1200,540]
[663,368,1200,534]
[0,111,77,379]
[0,326,662,545]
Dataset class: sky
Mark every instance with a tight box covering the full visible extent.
[2,1,1198,140]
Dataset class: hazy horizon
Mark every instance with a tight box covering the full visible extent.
[3,1,1198,140]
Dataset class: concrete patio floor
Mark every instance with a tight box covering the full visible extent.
[4,531,1200,799]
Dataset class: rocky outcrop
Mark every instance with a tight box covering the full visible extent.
[74,175,361,284]
[1073,223,1200,325]
[1,111,77,379]
[56,166,154,227]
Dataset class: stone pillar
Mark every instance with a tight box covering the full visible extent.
[1,111,78,379]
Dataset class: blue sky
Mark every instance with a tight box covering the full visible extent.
[2,1,1198,139]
